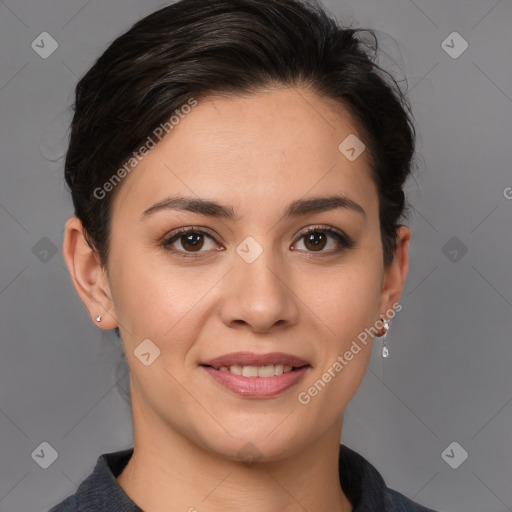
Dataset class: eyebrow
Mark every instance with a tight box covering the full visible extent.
[141,194,366,221]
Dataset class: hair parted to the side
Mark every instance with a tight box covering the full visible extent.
[64,0,417,339]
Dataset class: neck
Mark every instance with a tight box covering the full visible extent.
[117,397,352,512]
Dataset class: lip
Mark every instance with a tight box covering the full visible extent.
[201,365,310,398]
[201,351,310,368]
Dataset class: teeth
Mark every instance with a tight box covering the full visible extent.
[257,365,275,378]
[274,364,284,375]
[230,365,243,375]
[214,364,298,377]
[242,365,259,377]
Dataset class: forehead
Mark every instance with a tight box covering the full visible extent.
[111,87,377,222]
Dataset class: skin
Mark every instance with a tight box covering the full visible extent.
[62,86,410,512]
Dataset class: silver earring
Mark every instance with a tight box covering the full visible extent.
[96,315,102,322]
[381,318,389,358]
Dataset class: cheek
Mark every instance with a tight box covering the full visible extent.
[297,256,382,389]
[110,251,220,354]
[294,266,381,415]
[296,257,383,338]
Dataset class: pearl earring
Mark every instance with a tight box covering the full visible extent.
[96,315,102,322]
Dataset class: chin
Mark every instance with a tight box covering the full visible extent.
[193,422,311,465]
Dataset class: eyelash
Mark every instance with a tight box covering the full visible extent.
[160,225,354,259]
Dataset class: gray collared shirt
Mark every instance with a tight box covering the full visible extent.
[48,445,440,511]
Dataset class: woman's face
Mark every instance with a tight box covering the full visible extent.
[66,86,409,461]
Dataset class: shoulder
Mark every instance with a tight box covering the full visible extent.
[339,444,440,512]
[47,494,79,512]
[387,487,440,512]
[47,448,139,512]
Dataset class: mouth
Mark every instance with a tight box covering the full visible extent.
[199,352,311,398]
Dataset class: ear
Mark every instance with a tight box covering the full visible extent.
[377,225,410,318]
[62,216,118,330]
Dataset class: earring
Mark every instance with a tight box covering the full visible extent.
[96,315,102,322]
[380,318,389,358]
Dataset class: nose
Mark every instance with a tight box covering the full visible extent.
[218,244,300,333]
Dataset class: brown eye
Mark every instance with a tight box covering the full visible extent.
[161,225,353,259]
[162,228,218,255]
[179,231,205,251]
[293,226,354,254]
[303,231,328,251]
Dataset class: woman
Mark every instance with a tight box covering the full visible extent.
[52,0,439,510]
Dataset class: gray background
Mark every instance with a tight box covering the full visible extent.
[0,0,511,511]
